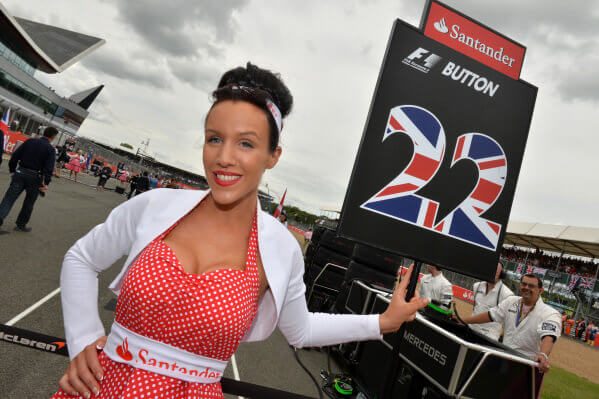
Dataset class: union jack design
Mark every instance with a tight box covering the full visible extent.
[526,265,534,275]
[516,264,523,274]
[568,275,579,291]
[362,105,445,228]
[569,275,595,291]
[434,133,507,250]
[362,105,507,251]
[580,277,595,289]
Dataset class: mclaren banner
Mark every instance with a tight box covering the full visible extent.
[339,20,537,281]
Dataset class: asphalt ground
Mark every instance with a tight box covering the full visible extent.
[0,165,337,399]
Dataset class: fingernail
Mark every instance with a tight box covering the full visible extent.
[95,344,104,350]
[93,387,100,395]
[84,392,91,399]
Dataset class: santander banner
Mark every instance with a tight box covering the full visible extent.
[422,0,525,80]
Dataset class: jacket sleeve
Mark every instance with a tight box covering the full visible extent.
[60,194,147,359]
[277,246,382,348]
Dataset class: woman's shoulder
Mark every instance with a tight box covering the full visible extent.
[260,210,301,251]
[120,188,207,213]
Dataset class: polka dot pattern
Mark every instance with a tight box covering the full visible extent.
[51,215,260,399]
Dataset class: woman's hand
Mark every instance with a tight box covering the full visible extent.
[379,264,429,334]
[58,336,106,398]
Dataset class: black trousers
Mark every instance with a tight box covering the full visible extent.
[0,171,41,227]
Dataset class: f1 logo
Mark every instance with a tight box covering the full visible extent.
[406,47,442,69]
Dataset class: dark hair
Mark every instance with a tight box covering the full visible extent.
[521,273,543,288]
[43,126,59,138]
[208,62,293,153]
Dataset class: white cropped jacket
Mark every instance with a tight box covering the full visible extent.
[61,188,382,359]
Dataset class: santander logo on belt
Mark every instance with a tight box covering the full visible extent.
[114,336,222,380]
[116,337,133,361]
[422,1,525,80]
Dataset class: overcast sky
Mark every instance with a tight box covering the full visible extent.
[7,0,599,227]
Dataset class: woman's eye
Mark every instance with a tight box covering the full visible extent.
[207,136,222,144]
[240,141,254,148]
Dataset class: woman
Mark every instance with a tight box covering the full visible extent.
[65,150,84,182]
[52,63,427,399]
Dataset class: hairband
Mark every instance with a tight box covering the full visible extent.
[230,85,283,133]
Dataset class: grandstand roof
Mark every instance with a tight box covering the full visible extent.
[505,221,599,259]
[0,3,105,73]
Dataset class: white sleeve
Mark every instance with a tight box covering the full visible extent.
[489,296,512,324]
[277,246,382,348]
[440,280,453,305]
[61,193,147,359]
[537,312,561,340]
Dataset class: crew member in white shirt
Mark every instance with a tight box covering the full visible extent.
[470,261,514,341]
[419,265,453,308]
[460,273,561,379]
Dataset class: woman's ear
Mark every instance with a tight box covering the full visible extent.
[266,146,282,169]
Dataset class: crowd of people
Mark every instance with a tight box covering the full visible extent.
[561,314,599,344]
[502,247,598,278]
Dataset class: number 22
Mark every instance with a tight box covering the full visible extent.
[361,105,507,251]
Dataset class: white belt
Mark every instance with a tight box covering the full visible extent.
[104,321,227,383]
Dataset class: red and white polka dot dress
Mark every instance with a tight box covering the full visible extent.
[52,214,261,399]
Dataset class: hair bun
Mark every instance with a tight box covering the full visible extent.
[217,62,293,117]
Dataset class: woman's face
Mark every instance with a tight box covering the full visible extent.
[203,100,281,208]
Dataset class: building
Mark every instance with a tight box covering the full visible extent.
[0,2,105,150]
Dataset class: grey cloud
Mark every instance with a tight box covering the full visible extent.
[428,1,599,41]
[113,0,248,57]
[167,58,219,91]
[556,58,599,102]
[403,1,599,102]
[81,49,171,89]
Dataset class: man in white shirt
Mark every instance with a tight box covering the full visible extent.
[419,265,453,309]
[470,262,515,341]
[460,274,561,376]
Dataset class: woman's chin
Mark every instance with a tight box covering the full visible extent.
[209,189,254,210]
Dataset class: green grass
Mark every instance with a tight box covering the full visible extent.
[542,366,599,399]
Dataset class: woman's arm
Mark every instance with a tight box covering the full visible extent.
[277,249,427,348]
[61,194,147,358]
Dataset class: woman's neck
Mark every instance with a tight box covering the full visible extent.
[202,191,258,226]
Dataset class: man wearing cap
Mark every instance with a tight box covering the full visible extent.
[470,262,515,341]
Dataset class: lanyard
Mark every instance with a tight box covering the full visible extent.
[515,299,535,327]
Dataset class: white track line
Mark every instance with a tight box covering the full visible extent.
[231,354,244,399]
[5,288,61,326]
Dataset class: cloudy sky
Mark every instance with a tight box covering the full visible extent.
[7,0,599,227]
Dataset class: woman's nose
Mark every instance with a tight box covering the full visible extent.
[216,142,236,166]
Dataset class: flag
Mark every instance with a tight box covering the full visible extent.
[533,267,547,278]
[273,188,287,218]
[1,108,10,130]
[568,275,580,291]
[580,277,594,289]
[516,264,523,274]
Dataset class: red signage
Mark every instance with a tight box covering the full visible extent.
[2,130,30,154]
[422,1,526,79]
